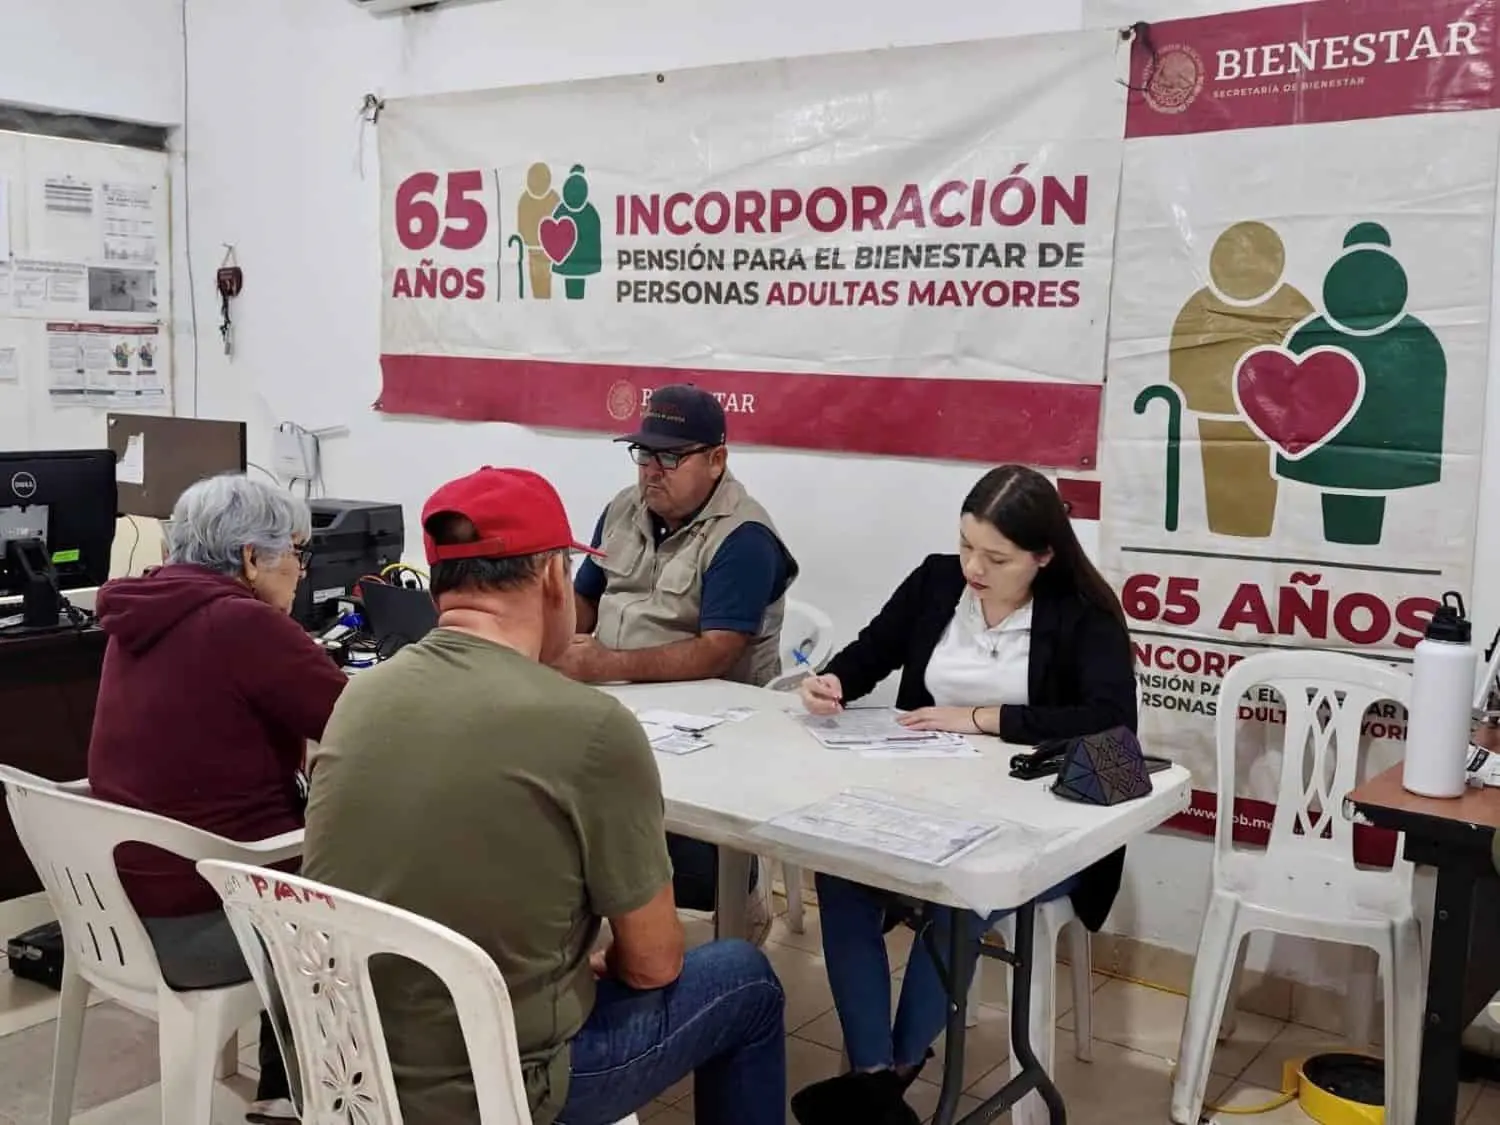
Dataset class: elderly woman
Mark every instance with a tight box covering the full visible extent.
[88,474,347,1125]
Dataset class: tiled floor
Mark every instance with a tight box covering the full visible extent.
[0,899,1495,1124]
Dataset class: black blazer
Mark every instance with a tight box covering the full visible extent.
[824,553,1137,931]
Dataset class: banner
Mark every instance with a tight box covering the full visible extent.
[1098,0,1499,858]
[376,33,1127,467]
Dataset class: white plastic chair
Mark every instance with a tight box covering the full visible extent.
[767,597,835,694]
[0,767,303,1125]
[768,598,836,934]
[1169,651,1423,1125]
[196,860,639,1125]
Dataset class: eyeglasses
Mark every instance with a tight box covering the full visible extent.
[628,444,711,470]
[292,543,314,571]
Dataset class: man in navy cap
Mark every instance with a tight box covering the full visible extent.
[555,383,798,943]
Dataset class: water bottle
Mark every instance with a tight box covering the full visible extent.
[1403,591,1476,798]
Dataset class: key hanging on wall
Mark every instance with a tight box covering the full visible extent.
[217,245,244,357]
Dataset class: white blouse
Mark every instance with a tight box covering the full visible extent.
[923,589,1032,709]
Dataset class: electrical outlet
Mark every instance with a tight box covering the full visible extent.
[272,424,320,481]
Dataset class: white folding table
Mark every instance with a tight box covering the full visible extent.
[606,679,1192,1125]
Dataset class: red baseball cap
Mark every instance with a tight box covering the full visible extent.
[420,467,601,564]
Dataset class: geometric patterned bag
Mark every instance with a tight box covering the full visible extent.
[1049,725,1153,806]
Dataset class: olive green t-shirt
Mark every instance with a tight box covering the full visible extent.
[301,628,672,1125]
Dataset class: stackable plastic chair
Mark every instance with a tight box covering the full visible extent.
[1169,651,1422,1125]
[198,860,640,1125]
[0,767,302,1125]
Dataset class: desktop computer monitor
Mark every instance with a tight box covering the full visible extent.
[0,450,118,627]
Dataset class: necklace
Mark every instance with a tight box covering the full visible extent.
[964,592,1029,660]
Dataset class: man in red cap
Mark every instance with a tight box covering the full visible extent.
[302,468,786,1125]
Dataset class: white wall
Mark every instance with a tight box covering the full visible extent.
[0,0,183,123]
[175,0,1094,660]
[16,0,1458,990]
[0,0,190,456]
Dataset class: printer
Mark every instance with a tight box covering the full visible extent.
[293,499,405,631]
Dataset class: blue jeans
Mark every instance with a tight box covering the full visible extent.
[557,939,786,1125]
[816,872,1082,1070]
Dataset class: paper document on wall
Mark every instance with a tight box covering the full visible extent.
[14,260,87,316]
[46,322,167,410]
[102,183,158,264]
[115,434,145,485]
[29,175,97,260]
[767,789,1004,867]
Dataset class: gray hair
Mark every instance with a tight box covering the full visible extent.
[164,474,312,576]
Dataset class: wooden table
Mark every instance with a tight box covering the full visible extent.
[1348,764,1500,1124]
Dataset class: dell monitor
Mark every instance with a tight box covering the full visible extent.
[0,450,118,627]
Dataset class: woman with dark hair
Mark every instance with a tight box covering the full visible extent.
[789,465,1136,1125]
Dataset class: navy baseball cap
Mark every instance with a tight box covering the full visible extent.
[614,384,727,451]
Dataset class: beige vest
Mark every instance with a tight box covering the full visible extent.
[595,473,796,686]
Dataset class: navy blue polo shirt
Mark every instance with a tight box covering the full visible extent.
[574,507,790,635]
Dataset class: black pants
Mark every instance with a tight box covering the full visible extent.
[142,911,293,1103]
[667,834,757,913]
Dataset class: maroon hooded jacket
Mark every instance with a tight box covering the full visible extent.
[87,564,347,917]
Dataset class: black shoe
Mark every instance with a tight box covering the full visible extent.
[896,1048,935,1092]
[791,1069,921,1125]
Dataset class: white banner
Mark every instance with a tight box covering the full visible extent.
[1097,0,1498,851]
[375,31,1127,467]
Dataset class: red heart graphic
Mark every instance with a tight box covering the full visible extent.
[1232,346,1365,461]
[539,216,577,266]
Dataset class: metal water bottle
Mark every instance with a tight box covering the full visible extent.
[1403,591,1476,798]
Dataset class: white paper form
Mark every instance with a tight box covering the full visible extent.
[799,708,979,757]
[767,789,1004,867]
[640,721,711,756]
[14,260,87,315]
[116,434,145,484]
[0,347,17,385]
[102,182,158,264]
[30,175,97,260]
[800,707,941,747]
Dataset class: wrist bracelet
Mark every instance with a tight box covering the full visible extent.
[972,706,983,733]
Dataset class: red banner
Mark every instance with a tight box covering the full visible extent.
[1128,0,1500,138]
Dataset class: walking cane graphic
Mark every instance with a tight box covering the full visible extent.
[1134,384,1183,532]
[507,234,527,299]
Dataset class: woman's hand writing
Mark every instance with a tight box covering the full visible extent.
[800,674,844,715]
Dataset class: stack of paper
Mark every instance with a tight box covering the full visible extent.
[799,709,980,759]
[636,708,724,734]
[638,721,711,756]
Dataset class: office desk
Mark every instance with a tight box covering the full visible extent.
[0,626,107,900]
[605,680,1192,1125]
[1348,765,1500,1125]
